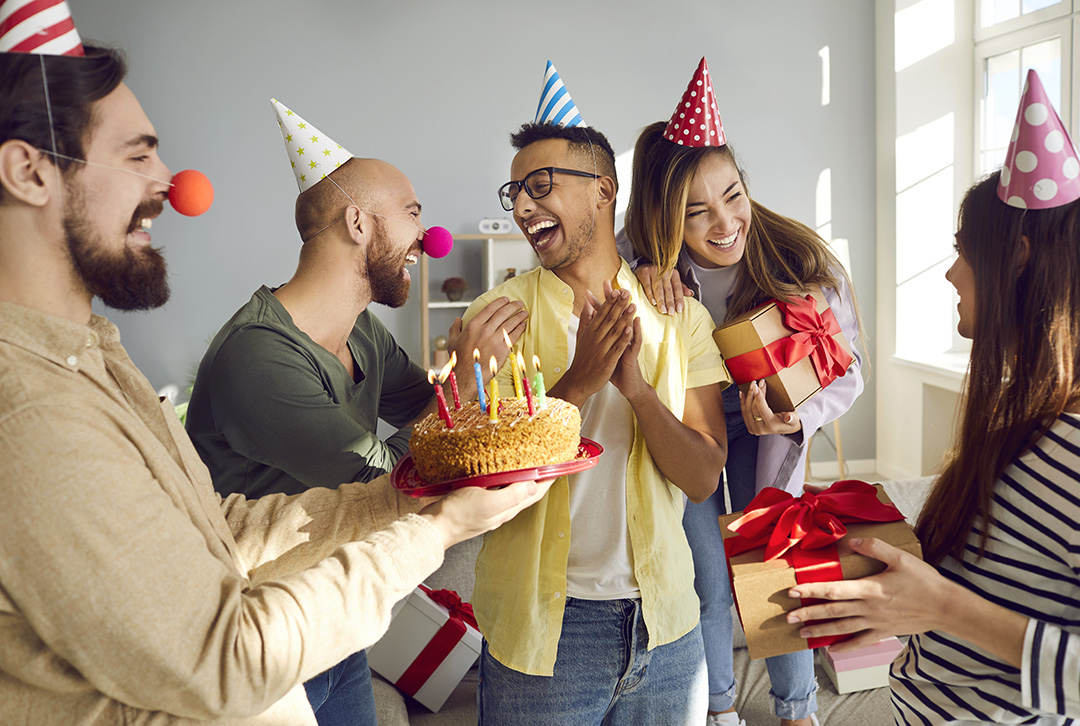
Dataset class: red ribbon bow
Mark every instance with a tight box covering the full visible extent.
[725,294,854,389]
[725,480,903,561]
[394,585,478,697]
[419,584,478,629]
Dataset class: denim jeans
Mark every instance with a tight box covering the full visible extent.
[680,386,818,718]
[477,597,707,725]
[303,650,377,726]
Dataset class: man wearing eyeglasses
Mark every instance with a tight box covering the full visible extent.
[184,105,531,724]
[463,122,731,724]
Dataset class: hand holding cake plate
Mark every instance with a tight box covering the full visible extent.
[393,438,603,498]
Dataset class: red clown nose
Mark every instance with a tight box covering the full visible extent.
[169,169,214,216]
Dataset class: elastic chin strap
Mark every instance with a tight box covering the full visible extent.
[39,55,64,211]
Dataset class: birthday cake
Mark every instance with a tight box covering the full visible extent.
[409,397,582,484]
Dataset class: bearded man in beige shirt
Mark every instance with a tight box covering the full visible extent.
[0,38,550,726]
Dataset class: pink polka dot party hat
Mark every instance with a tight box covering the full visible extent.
[999,69,1080,209]
[664,57,725,147]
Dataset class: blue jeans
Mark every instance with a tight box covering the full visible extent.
[303,650,377,726]
[477,597,707,725]
[680,387,818,718]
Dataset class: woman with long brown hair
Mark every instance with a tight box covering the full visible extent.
[620,59,865,726]
[789,70,1080,725]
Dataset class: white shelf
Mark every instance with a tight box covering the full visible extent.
[419,234,536,367]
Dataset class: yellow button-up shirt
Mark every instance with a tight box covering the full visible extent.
[462,260,730,675]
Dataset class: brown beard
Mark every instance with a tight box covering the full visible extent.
[366,219,410,308]
[63,186,170,311]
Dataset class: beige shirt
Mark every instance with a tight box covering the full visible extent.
[0,302,442,725]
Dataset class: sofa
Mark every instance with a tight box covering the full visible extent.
[371,478,932,725]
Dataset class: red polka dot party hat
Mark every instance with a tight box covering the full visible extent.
[663,57,725,147]
[998,69,1080,209]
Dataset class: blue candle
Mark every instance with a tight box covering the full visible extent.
[473,349,487,412]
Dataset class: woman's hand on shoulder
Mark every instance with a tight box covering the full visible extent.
[740,380,802,436]
[634,263,694,315]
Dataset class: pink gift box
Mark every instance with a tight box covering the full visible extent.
[820,637,903,693]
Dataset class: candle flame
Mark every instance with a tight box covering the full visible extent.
[449,350,457,368]
[427,370,436,385]
[517,351,526,371]
[533,354,541,370]
[473,348,480,363]
[489,355,498,377]
[501,329,512,350]
[437,357,453,384]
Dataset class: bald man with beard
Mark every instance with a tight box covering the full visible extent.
[187,157,526,499]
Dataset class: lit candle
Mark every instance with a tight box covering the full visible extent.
[532,354,547,409]
[444,351,461,410]
[473,348,487,413]
[518,352,535,416]
[503,329,523,399]
[488,356,499,423]
[428,370,453,429]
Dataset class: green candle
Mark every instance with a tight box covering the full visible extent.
[532,355,547,409]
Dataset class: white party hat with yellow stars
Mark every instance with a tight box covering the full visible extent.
[271,98,354,193]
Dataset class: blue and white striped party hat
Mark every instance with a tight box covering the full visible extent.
[534,61,587,128]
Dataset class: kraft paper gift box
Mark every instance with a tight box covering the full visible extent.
[366,585,482,712]
[712,288,854,412]
[819,636,904,694]
[719,481,922,661]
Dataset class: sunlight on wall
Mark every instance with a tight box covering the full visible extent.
[895,0,956,72]
[816,167,832,243]
[819,46,831,106]
[895,112,957,357]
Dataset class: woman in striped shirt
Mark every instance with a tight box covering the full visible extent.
[787,71,1080,725]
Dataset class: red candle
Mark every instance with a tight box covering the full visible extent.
[518,352,535,416]
[428,370,454,429]
[447,351,461,409]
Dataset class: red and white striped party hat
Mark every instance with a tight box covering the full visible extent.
[664,57,725,147]
[0,0,84,56]
[998,69,1080,209]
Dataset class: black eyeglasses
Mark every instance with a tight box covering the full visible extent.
[497,167,601,212]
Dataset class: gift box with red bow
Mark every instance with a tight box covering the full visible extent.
[366,584,482,712]
[719,481,922,660]
[713,287,854,412]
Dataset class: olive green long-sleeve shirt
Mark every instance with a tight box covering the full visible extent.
[186,285,432,499]
[0,301,441,725]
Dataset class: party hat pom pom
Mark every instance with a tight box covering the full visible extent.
[169,169,214,216]
[423,226,453,258]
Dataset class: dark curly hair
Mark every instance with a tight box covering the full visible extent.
[509,122,618,190]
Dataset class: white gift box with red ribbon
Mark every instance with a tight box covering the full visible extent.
[367,585,482,712]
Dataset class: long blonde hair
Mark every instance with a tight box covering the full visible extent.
[624,121,849,321]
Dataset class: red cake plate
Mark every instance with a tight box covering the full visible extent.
[392,437,604,498]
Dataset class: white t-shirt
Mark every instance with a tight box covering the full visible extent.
[564,314,639,600]
[687,257,740,325]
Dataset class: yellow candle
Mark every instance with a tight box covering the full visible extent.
[502,329,523,399]
[488,356,499,423]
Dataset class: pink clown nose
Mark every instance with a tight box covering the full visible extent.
[169,170,214,216]
[422,226,454,258]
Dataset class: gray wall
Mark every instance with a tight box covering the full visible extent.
[77,0,877,465]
